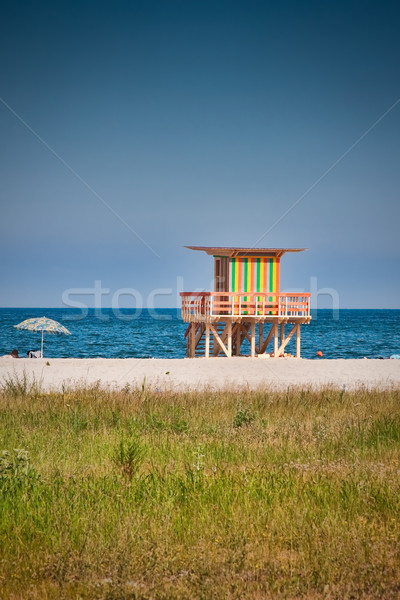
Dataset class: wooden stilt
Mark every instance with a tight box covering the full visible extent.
[277,323,297,355]
[186,316,307,359]
[205,322,210,358]
[213,322,229,357]
[273,323,278,357]
[213,322,219,356]
[194,324,205,350]
[190,322,196,357]
[235,323,241,355]
[260,323,275,354]
[296,323,301,358]
[209,323,231,358]
[241,325,252,345]
[227,320,232,357]
[250,321,256,357]
[240,323,260,354]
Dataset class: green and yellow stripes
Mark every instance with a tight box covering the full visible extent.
[228,257,279,294]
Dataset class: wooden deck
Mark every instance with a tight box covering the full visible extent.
[180,292,311,359]
[181,291,311,322]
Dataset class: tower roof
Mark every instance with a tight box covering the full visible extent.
[184,246,306,258]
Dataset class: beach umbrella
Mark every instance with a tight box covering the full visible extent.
[14,317,71,357]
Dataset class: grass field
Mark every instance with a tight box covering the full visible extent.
[0,374,399,599]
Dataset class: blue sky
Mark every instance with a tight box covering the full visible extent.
[0,0,399,308]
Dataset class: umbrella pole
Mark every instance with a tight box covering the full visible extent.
[41,330,44,357]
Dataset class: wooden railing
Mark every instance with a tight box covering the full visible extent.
[180,292,311,321]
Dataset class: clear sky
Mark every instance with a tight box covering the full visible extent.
[1,0,399,309]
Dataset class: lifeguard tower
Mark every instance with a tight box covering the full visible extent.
[180,247,311,358]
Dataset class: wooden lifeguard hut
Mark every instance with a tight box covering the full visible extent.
[180,247,311,358]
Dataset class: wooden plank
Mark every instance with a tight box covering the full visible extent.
[195,324,205,349]
[213,322,230,356]
[190,322,196,358]
[213,322,219,356]
[250,321,256,357]
[296,323,301,358]
[210,323,230,358]
[277,323,297,355]
[273,323,278,357]
[235,323,241,355]
[205,323,210,358]
[259,322,264,353]
[260,323,275,354]
[241,324,253,347]
[227,320,232,357]
[219,322,231,343]
[240,323,260,354]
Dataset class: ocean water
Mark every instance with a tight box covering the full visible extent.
[0,308,399,360]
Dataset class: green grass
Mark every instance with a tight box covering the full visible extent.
[0,379,399,599]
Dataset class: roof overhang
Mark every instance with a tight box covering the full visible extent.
[185,246,307,258]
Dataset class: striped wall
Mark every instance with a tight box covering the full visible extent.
[214,256,280,294]
[230,257,279,294]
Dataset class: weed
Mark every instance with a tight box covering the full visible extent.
[233,407,255,428]
[112,437,145,477]
[0,448,38,487]
[1,370,42,398]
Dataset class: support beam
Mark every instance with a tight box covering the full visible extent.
[277,323,297,355]
[190,322,196,357]
[240,323,260,354]
[195,324,205,349]
[259,323,264,354]
[250,321,256,357]
[259,325,274,354]
[280,323,285,348]
[213,322,230,356]
[273,323,279,357]
[241,326,252,345]
[296,323,301,358]
[235,323,241,355]
[227,320,232,357]
[260,323,275,354]
[219,322,231,344]
[209,323,230,357]
[213,322,219,356]
[205,323,210,358]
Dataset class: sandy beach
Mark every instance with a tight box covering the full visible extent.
[0,357,399,391]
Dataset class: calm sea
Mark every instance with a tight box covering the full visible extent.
[0,308,399,360]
